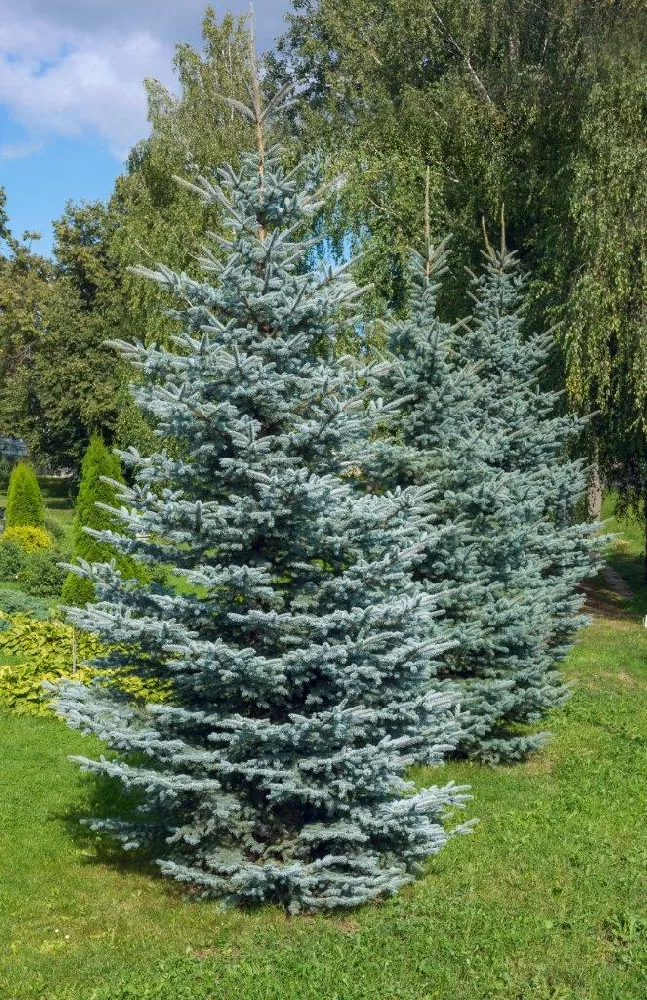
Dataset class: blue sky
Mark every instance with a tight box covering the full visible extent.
[0,1,292,257]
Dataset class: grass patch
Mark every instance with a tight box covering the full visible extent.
[1,511,646,1000]
[602,493,645,596]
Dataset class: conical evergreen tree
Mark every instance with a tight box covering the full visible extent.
[366,243,484,651]
[4,461,44,529]
[372,231,600,763]
[61,436,133,606]
[455,238,602,710]
[54,94,471,911]
[367,245,539,762]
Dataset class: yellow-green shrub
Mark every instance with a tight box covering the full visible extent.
[0,613,170,716]
[1,525,53,552]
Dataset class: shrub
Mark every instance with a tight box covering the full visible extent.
[0,540,27,582]
[44,514,67,547]
[62,437,138,606]
[60,573,96,607]
[0,613,169,716]
[0,589,50,620]
[4,462,45,529]
[2,525,53,553]
[17,549,66,598]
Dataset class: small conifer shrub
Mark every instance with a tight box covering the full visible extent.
[4,462,45,529]
[62,437,133,607]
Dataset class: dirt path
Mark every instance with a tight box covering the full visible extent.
[579,564,636,618]
[600,566,636,601]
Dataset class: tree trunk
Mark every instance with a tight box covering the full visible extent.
[587,443,603,520]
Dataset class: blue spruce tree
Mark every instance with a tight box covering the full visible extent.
[451,231,602,754]
[54,88,471,912]
[372,217,600,764]
[366,243,538,763]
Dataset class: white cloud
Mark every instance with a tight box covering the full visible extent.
[0,137,45,160]
[0,1,290,161]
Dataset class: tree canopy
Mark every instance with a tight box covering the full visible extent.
[272,0,646,496]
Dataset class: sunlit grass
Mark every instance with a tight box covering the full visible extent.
[0,506,645,1000]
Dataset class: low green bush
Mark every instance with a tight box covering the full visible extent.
[0,589,50,620]
[0,613,171,716]
[0,539,27,582]
[17,548,65,598]
[0,520,66,598]
[60,571,96,608]
[43,514,67,546]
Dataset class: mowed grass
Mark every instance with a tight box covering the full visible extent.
[1,510,646,1000]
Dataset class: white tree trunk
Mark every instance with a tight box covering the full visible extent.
[587,443,603,520]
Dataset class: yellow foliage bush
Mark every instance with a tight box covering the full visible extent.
[2,525,53,552]
[0,613,171,716]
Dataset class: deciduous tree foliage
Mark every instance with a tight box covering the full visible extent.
[0,203,126,469]
[272,0,646,501]
[106,9,257,347]
[544,41,647,551]
[0,226,54,458]
[0,13,260,473]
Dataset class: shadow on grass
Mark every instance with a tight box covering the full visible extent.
[56,767,173,887]
[607,551,647,607]
[579,572,630,620]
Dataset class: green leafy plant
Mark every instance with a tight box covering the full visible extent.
[0,613,169,716]
[0,661,96,716]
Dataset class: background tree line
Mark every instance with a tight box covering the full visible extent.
[1,1,644,524]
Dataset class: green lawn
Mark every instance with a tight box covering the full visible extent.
[602,493,646,595]
[1,507,646,1000]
